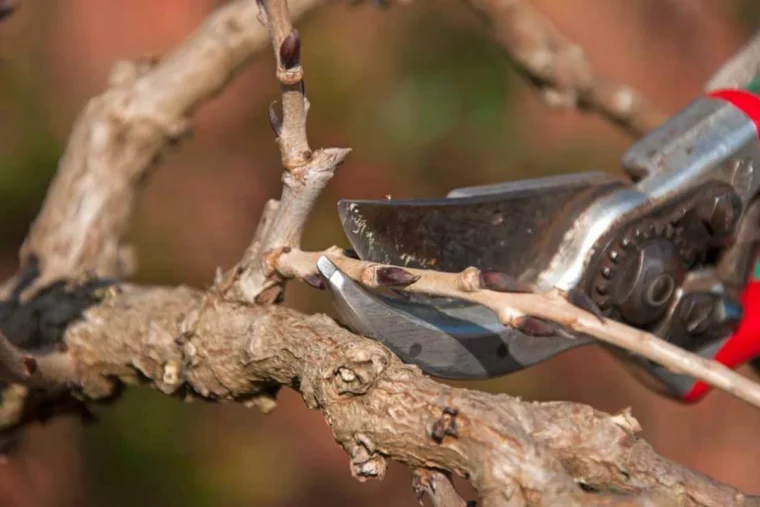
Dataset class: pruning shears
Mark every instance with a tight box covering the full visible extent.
[318,80,760,403]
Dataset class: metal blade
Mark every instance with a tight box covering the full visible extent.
[339,172,627,283]
[317,256,591,379]
[446,171,616,198]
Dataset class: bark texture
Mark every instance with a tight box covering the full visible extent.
[3,280,752,506]
[2,1,759,506]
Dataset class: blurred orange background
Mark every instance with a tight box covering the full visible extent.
[1,1,760,506]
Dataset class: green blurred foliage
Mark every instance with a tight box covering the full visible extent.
[371,15,513,169]
[84,390,216,507]
[0,63,60,250]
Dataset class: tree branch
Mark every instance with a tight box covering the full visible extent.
[14,0,321,302]
[0,332,75,389]
[0,281,747,506]
[276,249,760,410]
[412,469,469,507]
[219,0,351,304]
[1,1,758,505]
[705,30,760,91]
[464,0,667,136]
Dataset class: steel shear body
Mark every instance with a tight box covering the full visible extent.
[319,83,760,403]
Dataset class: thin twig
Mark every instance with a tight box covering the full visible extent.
[277,249,760,410]
[465,0,667,136]
[220,0,350,303]
[15,0,320,301]
[705,30,760,91]
[0,333,76,389]
[248,198,281,259]
[412,469,468,507]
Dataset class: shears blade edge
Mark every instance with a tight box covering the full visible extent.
[338,172,627,285]
[317,256,591,379]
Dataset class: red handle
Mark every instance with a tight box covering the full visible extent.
[677,88,760,401]
[683,278,760,401]
[708,88,760,130]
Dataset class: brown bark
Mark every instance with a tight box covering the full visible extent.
[2,280,750,505]
[1,0,758,506]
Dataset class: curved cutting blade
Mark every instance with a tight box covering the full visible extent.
[317,257,591,379]
[338,172,626,284]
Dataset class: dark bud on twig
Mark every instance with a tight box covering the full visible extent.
[303,274,325,290]
[279,29,301,70]
[22,356,37,375]
[268,101,282,136]
[430,407,459,443]
[0,0,17,21]
[564,288,605,323]
[514,316,557,337]
[479,270,534,293]
[376,266,420,287]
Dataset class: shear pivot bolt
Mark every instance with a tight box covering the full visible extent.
[614,238,683,327]
[645,274,675,306]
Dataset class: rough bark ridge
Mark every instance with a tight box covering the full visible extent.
[3,282,750,506]
[2,1,760,506]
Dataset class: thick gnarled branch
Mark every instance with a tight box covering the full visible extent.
[14,0,320,301]
[0,281,746,506]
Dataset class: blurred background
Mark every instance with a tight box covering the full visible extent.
[1,0,760,505]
